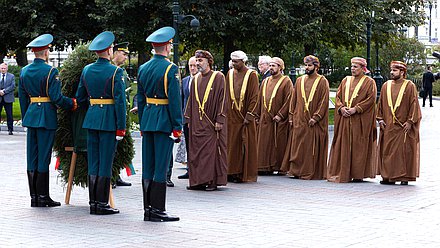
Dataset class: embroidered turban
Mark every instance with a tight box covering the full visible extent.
[195,50,214,68]
[303,55,320,68]
[270,57,285,70]
[351,57,370,74]
[390,61,407,77]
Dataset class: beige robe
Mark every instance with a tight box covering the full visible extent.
[184,70,228,187]
[255,74,293,172]
[327,76,377,183]
[377,79,421,182]
[282,74,329,179]
[226,68,259,182]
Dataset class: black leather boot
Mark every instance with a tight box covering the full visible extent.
[36,172,61,207]
[27,171,38,207]
[149,181,179,222]
[88,175,97,214]
[166,176,174,187]
[94,176,119,215]
[142,179,152,221]
[116,176,131,186]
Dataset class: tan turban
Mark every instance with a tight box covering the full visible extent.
[303,55,320,68]
[390,60,407,77]
[230,50,248,62]
[270,57,285,70]
[351,57,370,74]
[195,50,214,68]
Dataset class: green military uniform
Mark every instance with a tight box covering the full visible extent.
[18,34,75,208]
[138,26,182,222]
[76,31,126,215]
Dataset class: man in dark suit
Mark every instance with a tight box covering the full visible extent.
[0,63,16,135]
[178,56,198,179]
[258,55,271,85]
[422,65,435,107]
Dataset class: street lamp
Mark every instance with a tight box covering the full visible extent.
[373,44,383,100]
[429,1,433,43]
[289,51,296,85]
[172,0,200,65]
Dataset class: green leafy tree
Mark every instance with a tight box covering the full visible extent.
[0,0,100,65]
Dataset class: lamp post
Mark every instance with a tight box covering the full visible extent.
[373,44,383,100]
[429,1,433,43]
[172,0,200,65]
[289,51,296,85]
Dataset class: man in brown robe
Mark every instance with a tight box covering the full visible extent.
[282,55,329,180]
[377,61,421,185]
[327,57,377,183]
[226,50,259,182]
[255,57,293,174]
[184,50,228,191]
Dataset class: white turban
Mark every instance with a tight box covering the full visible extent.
[230,50,248,62]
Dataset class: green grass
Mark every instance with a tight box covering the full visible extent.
[329,97,335,125]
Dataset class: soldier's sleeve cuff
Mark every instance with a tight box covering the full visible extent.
[116,130,126,137]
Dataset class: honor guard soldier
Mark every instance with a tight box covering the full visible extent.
[137,27,182,222]
[76,31,126,215]
[112,42,132,188]
[18,34,77,207]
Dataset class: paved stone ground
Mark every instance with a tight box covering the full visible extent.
[0,98,439,247]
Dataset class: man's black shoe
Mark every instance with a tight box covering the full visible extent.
[166,179,174,187]
[380,180,395,185]
[116,178,131,187]
[8,131,13,135]
[430,104,434,107]
[401,181,409,185]
[186,184,206,190]
[351,179,363,183]
[178,172,189,179]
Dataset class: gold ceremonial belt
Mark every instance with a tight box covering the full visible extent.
[147,98,169,105]
[90,99,115,105]
[30,97,51,103]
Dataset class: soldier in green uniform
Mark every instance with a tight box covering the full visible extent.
[76,31,126,215]
[111,42,132,188]
[18,34,77,207]
[138,26,182,222]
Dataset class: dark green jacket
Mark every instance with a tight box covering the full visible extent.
[18,58,73,130]
[137,54,182,133]
[76,57,126,131]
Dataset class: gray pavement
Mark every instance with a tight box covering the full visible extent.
[0,98,440,247]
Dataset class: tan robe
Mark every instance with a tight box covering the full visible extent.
[282,74,329,179]
[255,74,293,172]
[377,79,421,182]
[327,76,377,183]
[184,70,228,187]
[226,68,259,182]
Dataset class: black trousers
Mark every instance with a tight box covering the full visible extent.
[423,87,433,106]
[0,100,13,131]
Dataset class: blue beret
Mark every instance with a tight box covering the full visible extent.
[27,34,53,48]
[146,27,175,45]
[89,31,115,51]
